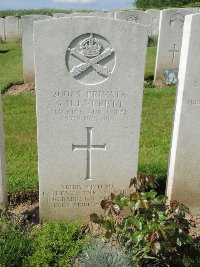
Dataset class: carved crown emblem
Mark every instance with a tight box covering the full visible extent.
[79,33,102,57]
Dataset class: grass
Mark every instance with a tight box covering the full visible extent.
[145,46,156,80]
[0,215,89,267]
[3,94,37,193]
[139,87,176,181]
[0,9,95,18]
[0,42,175,194]
[0,42,23,91]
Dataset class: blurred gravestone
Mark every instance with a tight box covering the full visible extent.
[21,15,51,83]
[114,10,150,27]
[5,16,20,42]
[167,13,200,215]
[53,12,109,18]
[154,8,199,85]
[146,9,160,36]
[0,18,5,42]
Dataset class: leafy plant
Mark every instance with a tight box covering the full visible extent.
[25,221,89,267]
[76,241,132,267]
[0,212,33,267]
[90,175,192,266]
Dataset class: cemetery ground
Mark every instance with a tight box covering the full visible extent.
[0,42,200,266]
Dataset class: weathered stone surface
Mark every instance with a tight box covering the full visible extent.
[114,10,150,26]
[34,17,148,221]
[0,18,5,41]
[167,13,200,215]
[108,11,117,18]
[5,16,20,41]
[53,13,69,18]
[21,15,51,83]
[154,8,199,85]
[0,93,7,210]
[53,12,108,18]
[146,9,160,36]
[18,18,22,38]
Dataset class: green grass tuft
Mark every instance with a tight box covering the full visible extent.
[0,43,23,91]
[145,46,156,80]
[3,94,38,193]
[0,213,33,267]
[25,221,89,267]
[139,87,176,181]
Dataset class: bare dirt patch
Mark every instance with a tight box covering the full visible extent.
[10,202,39,226]
[8,200,200,240]
[187,215,200,239]
[6,83,35,95]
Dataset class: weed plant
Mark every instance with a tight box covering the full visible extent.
[0,212,32,267]
[25,221,89,267]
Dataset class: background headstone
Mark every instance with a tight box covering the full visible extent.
[34,17,148,221]
[154,8,199,85]
[22,15,51,83]
[0,93,7,210]
[0,18,5,42]
[5,16,20,42]
[146,9,160,36]
[53,13,108,18]
[53,13,69,18]
[108,10,118,18]
[167,13,200,215]
[18,18,22,38]
[114,10,150,26]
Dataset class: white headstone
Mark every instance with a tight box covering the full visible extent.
[114,10,150,26]
[53,13,69,18]
[167,13,200,215]
[89,12,109,17]
[0,18,5,41]
[53,12,109,18]
[18,18,22,38]
[146,9,160,36]
[108,11,117,18]
[34,17,148,221]
[5,16,20,42]
[22,15,51,83]
[154,8,199,85]
[0,93,7,210]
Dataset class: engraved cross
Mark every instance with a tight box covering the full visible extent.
[72,127,106,180]
[169,44,179,63]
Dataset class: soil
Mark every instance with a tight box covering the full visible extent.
[8,201,200,240]
[5,83,35,95]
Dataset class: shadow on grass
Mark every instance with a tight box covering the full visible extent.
[0,50,10,53]
[182,237,200,267]
[1,81,24,94]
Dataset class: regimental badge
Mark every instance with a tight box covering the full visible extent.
[126,15,139,23]
[66,33,115,85]
[170,13,185,31]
